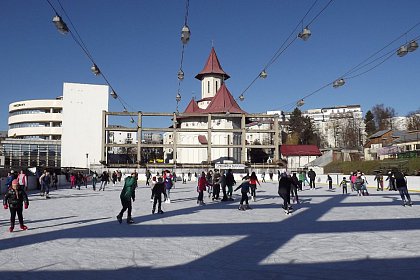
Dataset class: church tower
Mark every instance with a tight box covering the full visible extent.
[195,47,230,109]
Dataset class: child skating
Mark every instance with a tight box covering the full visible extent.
[3,179,29,232]
[116,173,137,224]
[234,179,252,211]
[340,177,348,194]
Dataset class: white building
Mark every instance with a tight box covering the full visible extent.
[8,98,63,140]
[61,82,109,168]
[164,48,246,164]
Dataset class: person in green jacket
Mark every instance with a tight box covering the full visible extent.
[117,173,137,224]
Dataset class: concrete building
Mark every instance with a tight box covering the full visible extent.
[61,82,109,168]
[8,98,63,140]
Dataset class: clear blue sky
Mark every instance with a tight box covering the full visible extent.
[1,0,420,130]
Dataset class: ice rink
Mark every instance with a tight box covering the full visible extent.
[1,180,420,280]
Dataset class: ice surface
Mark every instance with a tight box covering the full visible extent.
[1,182,419,279]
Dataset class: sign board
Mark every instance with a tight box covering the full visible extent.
[215,163,245,170]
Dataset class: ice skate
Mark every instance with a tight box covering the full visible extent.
[158,210,164,214]
[9,227,14,232]
[20,225,28,231]
[238,205,245,211]
[127,218,134,224]
[116,214,122,224]
[245,204,252,210]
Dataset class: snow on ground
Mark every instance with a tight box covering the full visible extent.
[1,180,420,280]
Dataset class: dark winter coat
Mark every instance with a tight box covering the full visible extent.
[308,170,316,180]
[120,176,137,202]
[278,176,292,195]
[225,172,236,186]
[3,187,29,209]
[394,171,407,188]
[152,182,165,196]
[235,181,250,193]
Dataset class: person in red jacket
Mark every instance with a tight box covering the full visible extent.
[197,172,207,205]
[249,172,261,202]
[3,179,29,232]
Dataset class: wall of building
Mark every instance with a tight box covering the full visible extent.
[61,83,109,168]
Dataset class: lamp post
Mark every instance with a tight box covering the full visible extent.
[86,153,89,172]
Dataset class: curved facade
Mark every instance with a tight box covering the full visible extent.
[8,98,63,140]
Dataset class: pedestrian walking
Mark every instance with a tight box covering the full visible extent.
[116,173,137,224]
[3,179,29,232]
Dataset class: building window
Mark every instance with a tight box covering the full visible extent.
[208,81,210,93]
[216,81,218,91]
[416,144,420,150]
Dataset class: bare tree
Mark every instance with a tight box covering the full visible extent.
[371,104,396,130]
[407,110,420,130]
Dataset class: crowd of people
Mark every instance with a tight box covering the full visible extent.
[2,167,415,229]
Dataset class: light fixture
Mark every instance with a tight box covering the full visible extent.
[298,26,311,41]
[397,45,408,57]
[239,94,245,101]
[177,69,184,80]
[333,78,345,88]
[52,15,69,34]
[110,91,118,99]
[91,64,100,75]
[130,118,135,123]
[176,92,182,103]
[297,99,305,107]
[259,70,268,79]
[407,40,419,52]
[181,25,191,44]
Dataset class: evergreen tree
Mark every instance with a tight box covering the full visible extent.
[364,110,376,136]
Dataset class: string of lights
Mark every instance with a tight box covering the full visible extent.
[47,0,139,123]
[238,0,334,101]
[176,0,191,113]
[271,28,420,113]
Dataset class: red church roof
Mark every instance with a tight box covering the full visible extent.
[203,84,246,114]
[280,145,322,157]
[183,98,203,113]
[195,47,230,81]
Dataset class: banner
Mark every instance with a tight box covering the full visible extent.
[215,163,246,170]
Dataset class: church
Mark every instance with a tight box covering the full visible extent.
[164,48,249,164]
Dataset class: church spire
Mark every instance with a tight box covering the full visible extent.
[195,47,230,81]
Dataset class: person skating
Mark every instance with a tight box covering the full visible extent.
[290,173,299,204]
[3,179,29,232]
[99,171,109,191]
[164,171,173,203]
[197,172,207,205]
[212,170,221,200]
[278,172,292,215]
[308,169,316,190]
[39,170,51,198]
[374,172,384,191]
[116,173,137,224]
[152,176,165,214]
[249,172,260,202]
[17,170,28,192]
[394,169,412,206]
[92,171,98,191]
[340,177,348,194]
[327,174,333,190]
[225,169,236,201]
[235,179,252,211]
[220,171,228,201]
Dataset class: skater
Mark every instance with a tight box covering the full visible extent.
[340,177,348,194]
[17,170,28,191]
[152,176,165,214]
[76,172,83,190]
[394,169,412,206]
[354,173,364,196]
[386,171,396,191]
[98,171,109,191]
[206,170,213,198]
[235,178,251,211]
[188,172,192,181]
[116,173,137,224]
[261,171,266,183]
[269,170,274,181]
[298,171,305,190]
[145,169,151,186]
[112,171,118,186]
[249,172,260,202]
[212,170,221,200]
[220,170,228,201]
[308,168,316,189]
[278,172,292,214]
[70,173,76,189]
[117,170,122,183]
[226,169,236,201]
[164,171,173,203]
[3,179,29,232]
[92,171,98,191]
[327,174,333,190]
[39,170,51,198]
[197,172,207,205]
[5,172,14,190]
[51,172,58,190]
[374,172,384,191]
[290,173,299,203]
